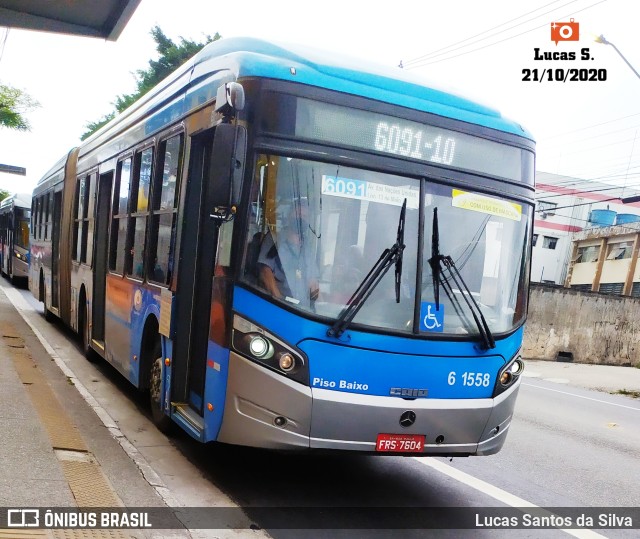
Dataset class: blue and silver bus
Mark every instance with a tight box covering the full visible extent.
[0,193,31,284]
[31,37,534,455]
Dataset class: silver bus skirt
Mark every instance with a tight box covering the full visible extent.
[217,352,519,456]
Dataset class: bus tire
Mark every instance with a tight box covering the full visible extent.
[79,298,97,362]
[149,340,172,433]
[44,309,56,323]
[43,293,56,323]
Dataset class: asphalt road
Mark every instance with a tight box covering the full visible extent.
[4,281,639,539]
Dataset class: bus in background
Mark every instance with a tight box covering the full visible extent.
[31,37,534,456]
[0,193,31,285]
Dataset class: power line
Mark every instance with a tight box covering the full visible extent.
[538,111,640,141]
[537,179,640,200]
[537,122,640,147]
[402,0,575,67]
[538,167,640,188]
[540,165,640,186]
[405,0,608,69]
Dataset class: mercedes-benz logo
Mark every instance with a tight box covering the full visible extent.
[399,410,416,428]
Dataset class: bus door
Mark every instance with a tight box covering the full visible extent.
[91,171,113,345]
[5,212,12,276]
[51,191,62,310]
[172,128,221,416]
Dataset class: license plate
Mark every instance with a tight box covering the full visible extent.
[376,433,425,453]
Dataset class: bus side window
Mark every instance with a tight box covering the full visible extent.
[130,147,154,280]
[109,158,132,275]
[73,177,85,261]
[85,174,96,265]
[43,192,49,240]
[37,197,43,240]
[149,133,183,285]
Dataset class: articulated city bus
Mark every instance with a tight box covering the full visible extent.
[31,37,534,455]
[0,193,31,284]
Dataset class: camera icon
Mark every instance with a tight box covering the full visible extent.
[551,19,579,45]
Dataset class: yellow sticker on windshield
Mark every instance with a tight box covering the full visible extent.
[451,189,522,222]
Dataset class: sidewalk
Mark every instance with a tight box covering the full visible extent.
[0,285,180,538]
[523,358,640,395]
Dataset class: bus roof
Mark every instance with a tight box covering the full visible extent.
[0,192,31,210]
[194,37,533,139]
[38,37,533,188]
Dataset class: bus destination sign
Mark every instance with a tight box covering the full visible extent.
[294,97,533,184]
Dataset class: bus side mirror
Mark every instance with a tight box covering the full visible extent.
[210,123,247,221]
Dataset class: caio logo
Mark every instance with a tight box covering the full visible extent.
[550,19,579,45]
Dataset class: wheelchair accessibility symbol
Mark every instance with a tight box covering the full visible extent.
[420,302,444,332]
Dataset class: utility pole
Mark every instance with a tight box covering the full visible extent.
[595,35,640,81]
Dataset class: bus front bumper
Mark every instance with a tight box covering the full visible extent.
[216,352,519,456]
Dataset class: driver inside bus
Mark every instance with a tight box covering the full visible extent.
[257,205,319,308]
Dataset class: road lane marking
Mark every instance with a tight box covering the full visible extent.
[415,457,608,539]
[523,382,640,411]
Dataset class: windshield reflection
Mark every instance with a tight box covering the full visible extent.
[242,154,531,337]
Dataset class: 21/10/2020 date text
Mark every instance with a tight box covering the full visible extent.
[522,68,607,82]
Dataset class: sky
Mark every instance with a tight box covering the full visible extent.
[0,0,638,197]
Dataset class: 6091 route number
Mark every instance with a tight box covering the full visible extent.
[448,371,491,387]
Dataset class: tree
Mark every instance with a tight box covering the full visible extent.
[0,84,39,131]
[81,26,220,140]
[0,189,10,201]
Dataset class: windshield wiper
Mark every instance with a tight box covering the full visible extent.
[428,208,441,310]
[328,199,407,339]
[427,208,495,350]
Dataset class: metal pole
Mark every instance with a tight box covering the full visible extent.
[596,35,640,81]
[0,164,26,175]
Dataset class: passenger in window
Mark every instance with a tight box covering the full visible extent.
[132,250,144,279]
[151,258,165,283]
[257,206,319,308]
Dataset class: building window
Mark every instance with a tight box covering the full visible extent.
[575,245,599,263]
[571,284,592,292]
[543,236,558,249]
[599,282,624,295]
[631,282,640,298]
[532,234,538,247]
[606,242,632,260]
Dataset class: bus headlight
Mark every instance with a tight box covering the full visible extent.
[493,352,524,397]
[248,335,273,359]
[232,314,309,385]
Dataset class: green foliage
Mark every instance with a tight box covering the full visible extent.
[81,26,220,140]
[0,84,39,131]
[82,112,116,140]
[0,189,10,201]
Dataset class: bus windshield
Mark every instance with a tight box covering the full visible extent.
[242,154,531,336]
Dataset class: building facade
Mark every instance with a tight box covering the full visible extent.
[565,222,640,297]
[532,171,640,285]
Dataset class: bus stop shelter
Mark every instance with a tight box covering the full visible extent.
[0,0,141,176]
[0,0,141,41]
